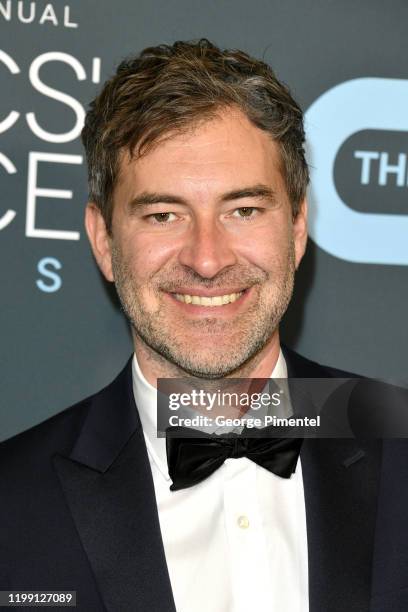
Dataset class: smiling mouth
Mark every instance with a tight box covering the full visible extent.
[172,290,245,307]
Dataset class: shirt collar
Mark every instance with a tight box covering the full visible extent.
[132,349,288,481]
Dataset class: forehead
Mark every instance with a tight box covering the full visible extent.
[116,108,286,197]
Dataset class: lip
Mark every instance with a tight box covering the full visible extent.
[165,287,248,298]
[164,287,252,315]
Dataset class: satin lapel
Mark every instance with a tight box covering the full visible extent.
[301,438,381,612]
[53,359,176,612]
[283,346,382,612]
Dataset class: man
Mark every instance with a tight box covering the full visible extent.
[0,39,406,612]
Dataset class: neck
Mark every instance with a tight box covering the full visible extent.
[133,329,281,388]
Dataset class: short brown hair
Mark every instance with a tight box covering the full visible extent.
[82,39,309,232]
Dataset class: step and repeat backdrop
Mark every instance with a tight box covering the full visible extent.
[1,0,407,441]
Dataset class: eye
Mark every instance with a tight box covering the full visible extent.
[146,212,178,224]
[232,207,259,219]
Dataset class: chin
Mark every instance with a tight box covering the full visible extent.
[176,363,238,379]
[170,348,250,379]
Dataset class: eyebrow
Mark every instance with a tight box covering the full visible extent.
[127,184,277,209]
[221,185,276,203]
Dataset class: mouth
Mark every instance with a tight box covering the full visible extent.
[173,290,244,307]
[164,287,251,314]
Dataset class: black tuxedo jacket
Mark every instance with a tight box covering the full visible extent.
[0,347,407,611]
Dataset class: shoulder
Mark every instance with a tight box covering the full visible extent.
[0,395,95,536]
[0,359,131,475]
[0,395,90,478]
[282,344,360,378]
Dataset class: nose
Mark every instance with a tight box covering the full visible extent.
[178,216,237,278]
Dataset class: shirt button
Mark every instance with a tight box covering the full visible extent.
[237,515,250,529]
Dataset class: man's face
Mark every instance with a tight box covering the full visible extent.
[87,108,307,378]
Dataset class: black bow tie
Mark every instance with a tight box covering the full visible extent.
[166,426,303,491]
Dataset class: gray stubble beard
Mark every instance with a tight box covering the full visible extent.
[111,243,295,379]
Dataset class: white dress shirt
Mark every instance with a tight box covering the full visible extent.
[132,350,309,612]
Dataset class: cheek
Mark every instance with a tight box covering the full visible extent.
[122,231,177,274]
[235,224,293,268]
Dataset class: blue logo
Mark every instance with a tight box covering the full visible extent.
[305,78,408,265]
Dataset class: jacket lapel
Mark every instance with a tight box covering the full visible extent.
[284,346,382,612]
[301,437,381,612]
[53,359,176,612]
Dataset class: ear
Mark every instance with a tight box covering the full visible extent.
[293,198,308,269]
[85,203,114,282]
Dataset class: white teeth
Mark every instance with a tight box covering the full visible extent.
[211,296,223,306]
[174,291,244,306]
